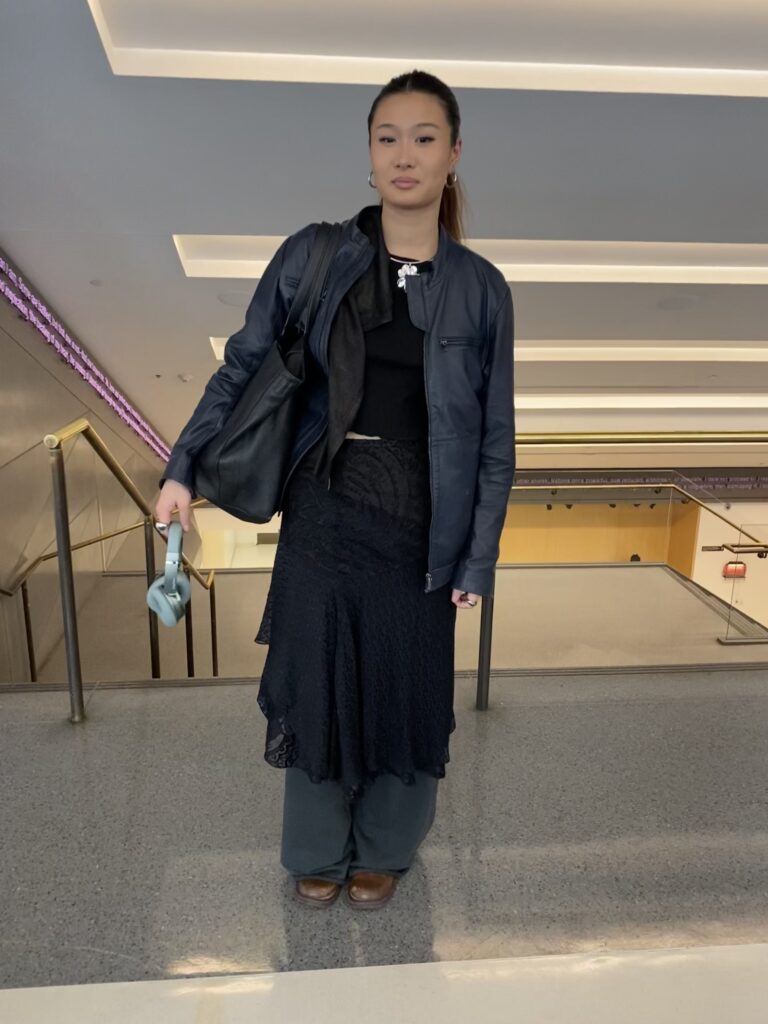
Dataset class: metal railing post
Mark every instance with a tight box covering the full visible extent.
[143,517,161,679]
[209,577,219,678]
[48,444,85,722]
[475,571,495,711]
[20,579,37,682]
[184,567,195,678]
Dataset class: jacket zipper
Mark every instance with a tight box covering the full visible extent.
[277,420,327,511]
[423,329,434,593]
[277,251,363,510]
[288,243,375,501]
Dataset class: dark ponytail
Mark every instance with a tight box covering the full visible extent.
[367,69,466,243]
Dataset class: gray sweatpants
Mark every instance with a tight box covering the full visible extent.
[280,766,439,883]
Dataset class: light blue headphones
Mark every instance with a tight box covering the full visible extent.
[146,521,191,627]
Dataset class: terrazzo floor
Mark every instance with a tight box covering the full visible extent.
[1,669,767,991]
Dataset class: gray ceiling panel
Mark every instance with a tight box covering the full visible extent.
[1,0,767,449]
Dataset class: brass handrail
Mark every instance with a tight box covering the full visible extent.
[17,420,768,596]
[13,418,768,718]
[6,476,763,598]
[1,521,145,598]
[11,472,768,582]
[1,498,210,597]
[44,417,149,510]
[32,418,219,719]
[43,419,212,588]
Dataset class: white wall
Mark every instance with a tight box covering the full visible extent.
[692,500,768,632]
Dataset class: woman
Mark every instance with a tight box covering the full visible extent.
[156,70,515,911]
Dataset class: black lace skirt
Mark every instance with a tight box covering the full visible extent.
[255,435,457,798]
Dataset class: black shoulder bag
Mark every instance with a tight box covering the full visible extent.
[192,221,342,522]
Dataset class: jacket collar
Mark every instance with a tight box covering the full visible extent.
[345,202,456,289]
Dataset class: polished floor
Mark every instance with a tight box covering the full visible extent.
[37,564,768,683]
[1,670,767,992]
[1,943,767,1023]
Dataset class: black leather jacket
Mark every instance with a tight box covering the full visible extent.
[163,207,516,596]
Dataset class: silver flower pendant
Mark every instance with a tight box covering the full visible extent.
[396,263,419,290]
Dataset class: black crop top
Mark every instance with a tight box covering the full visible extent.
[349,254,433,440]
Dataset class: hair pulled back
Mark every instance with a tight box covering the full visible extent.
[367,69,465,242]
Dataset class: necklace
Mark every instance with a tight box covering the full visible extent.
[389,254,430,291]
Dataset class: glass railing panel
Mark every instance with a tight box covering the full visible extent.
[721,522,768,642]
[22,460,768,685]
[668,469,730,511]
[458,486,681,673]
[478,486,768,673]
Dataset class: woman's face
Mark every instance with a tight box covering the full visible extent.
[369,91,461,211]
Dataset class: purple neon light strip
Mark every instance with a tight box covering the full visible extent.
[2,278,168,458]
[0,255,167,451]
[0,255,168,454]
[0,275,168,459]
[0,258,170,460]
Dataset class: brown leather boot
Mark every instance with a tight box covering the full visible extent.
[294,877,341,907]
[346,872,398,909]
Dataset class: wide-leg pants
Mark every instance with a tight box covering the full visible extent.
[280,766,439,884]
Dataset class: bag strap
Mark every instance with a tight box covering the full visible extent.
[282,221,343,339]
[163,522,184,595]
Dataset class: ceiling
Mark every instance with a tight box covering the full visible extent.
[2,0,768,471]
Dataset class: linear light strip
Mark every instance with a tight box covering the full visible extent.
[210,338,768,363]
[521,394,768,409]
[86,3,768,97]
[97,47,768,99]
[518,346,768,362]
[0,261,170,460]
[176,236,768,285]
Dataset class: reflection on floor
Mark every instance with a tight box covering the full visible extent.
[1,670,767,992]
[38,564,768,683]
[1,943,766,1023]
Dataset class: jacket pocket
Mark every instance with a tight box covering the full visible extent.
[439,335,484,348]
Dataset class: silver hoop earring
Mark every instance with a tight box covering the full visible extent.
[445,170,458,190]
[368,170,376,189]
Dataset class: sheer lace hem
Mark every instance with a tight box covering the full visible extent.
[257,691,455,799]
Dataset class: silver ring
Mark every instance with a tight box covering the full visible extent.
[155,521,169,530]
[465,599,477,607]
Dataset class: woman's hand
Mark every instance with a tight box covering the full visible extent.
[452,589,480,610]
[155,480,193,532]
